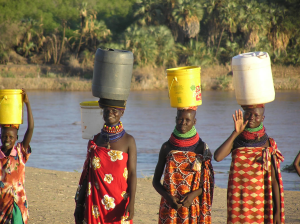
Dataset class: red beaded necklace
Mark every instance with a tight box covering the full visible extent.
[240,125,266,141]
[103,121,124,134]
[100,121,125,149]
[169,133,200,148]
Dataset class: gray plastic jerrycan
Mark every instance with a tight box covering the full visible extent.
[92,48,134,100]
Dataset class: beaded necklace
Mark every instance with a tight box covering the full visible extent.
[234,123,268,148]
[173,126,197,138]
[244,122,263,132]
[169,126,200,152]
[100,121,125,149]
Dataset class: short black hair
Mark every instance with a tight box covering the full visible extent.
[1,127,18,136]
[177,109,196,118]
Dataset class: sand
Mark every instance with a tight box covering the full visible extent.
[25,167,300,224]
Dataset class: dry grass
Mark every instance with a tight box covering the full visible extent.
[0,77,91,91]
[0,64,299,91]
[272,65,300,78]
[201,64,231,78]
[67,55,81,68]
[131,66,168,90]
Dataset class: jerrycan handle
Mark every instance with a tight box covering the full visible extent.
[168,77,178,98]
[0,95,7,104]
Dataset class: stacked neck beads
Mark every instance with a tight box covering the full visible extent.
[169,126,200,152]
[241,123,265,141]
[234,122,268,147]
[100,121,125,149]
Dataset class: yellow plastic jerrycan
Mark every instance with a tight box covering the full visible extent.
[0,89,23,124]
[166,66,202,108]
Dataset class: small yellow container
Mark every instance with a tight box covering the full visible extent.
[167,66,202,108]
[0,89,23,124]
[80,101,99,107]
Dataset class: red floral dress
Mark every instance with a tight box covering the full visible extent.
[75,134,132,224]
[0,142,31,223]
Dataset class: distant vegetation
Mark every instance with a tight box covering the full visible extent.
[0,0,299,70]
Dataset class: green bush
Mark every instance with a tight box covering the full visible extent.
[0,0,299,67]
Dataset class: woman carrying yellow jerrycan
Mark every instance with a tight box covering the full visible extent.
[153,66,214,224]
[0,89,34,224]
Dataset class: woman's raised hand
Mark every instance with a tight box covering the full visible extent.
[233,109,248,134]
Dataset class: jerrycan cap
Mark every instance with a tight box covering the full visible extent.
[232,51,271,70]
[233,51,269,59]
[94,48,134,65]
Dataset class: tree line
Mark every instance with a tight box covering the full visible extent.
[0,0,299,68]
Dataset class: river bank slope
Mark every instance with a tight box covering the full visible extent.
[0,64,300,91]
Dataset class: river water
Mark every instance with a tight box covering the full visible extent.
[17,90,300,191]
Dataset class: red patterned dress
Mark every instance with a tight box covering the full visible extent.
[227,138,285,223]
[76,134,131,224]
[0,142,31,223]
[159,145,214,224]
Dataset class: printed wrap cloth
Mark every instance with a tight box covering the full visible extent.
[75,134,131,224]
[227,137,285,223]
[159,147,214,224]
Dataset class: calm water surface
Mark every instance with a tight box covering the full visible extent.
[19,90,300,190]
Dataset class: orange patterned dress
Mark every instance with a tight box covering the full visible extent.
[75,134,132,224]
[0,142,31,224]
[227,138,285,223]
[159,146,214,224]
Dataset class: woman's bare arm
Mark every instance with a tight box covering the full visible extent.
[293,151,300,176]
[152,143,183,209]
[125,135,137,221]
[22,90,34,149]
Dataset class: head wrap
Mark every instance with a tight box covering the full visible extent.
[241,104,265,110]
[98,98,126,110]
[177,106,198,111]
[0,124,19,130]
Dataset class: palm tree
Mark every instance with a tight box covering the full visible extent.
[187,39,215,66]
[124,24,158,66]
[85,13,111,50]
[133,0,205,43]
[267,3,290,57]
[149,25,178,66]
[133,0,165,26]
[57,19,66,64]
[24,42,35,57]
[214,0,242,57]
[239,1,270,51]
[76,2,87,58]
[202,0,222,47]
[172,0,204,40]
[15,19,44,57]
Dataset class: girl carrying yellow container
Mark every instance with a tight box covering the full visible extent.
[0,89,34,224]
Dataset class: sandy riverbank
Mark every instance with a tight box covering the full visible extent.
[25,167,300,224]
